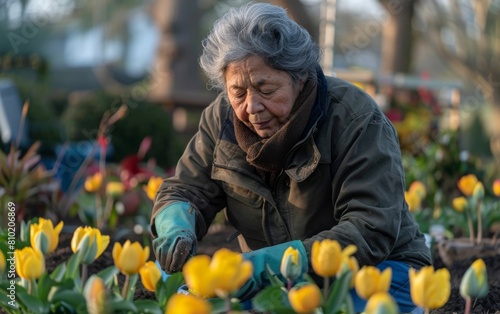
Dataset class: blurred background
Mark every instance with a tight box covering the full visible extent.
[0,0,499,235]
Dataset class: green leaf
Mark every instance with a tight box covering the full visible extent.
[109,299,138,312]
[66,251,83,280]
[252,286,294,314]
[208,298,243,314]
[16,290,46,313]
[96,265,119,287]
[37,273,55,302]
[324,271,352,314]
[265,263,285,288]
[50,262,67,282]
[50,289,86,309]
[133,300,163,314]
[125,274,138,301]
[157,272,185,308]
[0,291,19,312]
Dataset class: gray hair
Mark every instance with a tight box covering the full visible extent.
[199,2,320,90]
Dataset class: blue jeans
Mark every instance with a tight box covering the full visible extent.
[351,260,421,313]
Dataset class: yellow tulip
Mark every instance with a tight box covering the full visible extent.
[493,179,500,197]
[409,181,427,200]
[210,248,253,297]
[460,258,489,299]
[183,255,217,298]
[409,266,450,310]
[452,197,468,213]
[105,181,125,196]
[71,226,110,264]
[85,172,103,192]
[143,176,163,201]
[311,239,357,277]
[140,261,162,292]
[30,218,63,254]
[280,246,302,280]
[364,292,398,314]
[14,247,44,280]
[84,275,107,314]
[0,250,5,274]
[288,283,322,314]
[472,181,485,200]
[457,174,479,197]
[405,190,421,212]
[112,240,150,275]
[355,266,392,300]
[165,294,211,314]
[183,248,253,298]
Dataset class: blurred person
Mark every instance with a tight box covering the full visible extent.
[150,2,431,313]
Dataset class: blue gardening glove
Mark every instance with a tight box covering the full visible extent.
[152,202,197,274]
[234,240,308,301]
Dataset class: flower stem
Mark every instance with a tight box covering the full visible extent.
[424,308,430,314]
[464,296,472,314]
[476,200,483,243]
[287,279,293,291]
[466,210,475,242]
[81,264,88,288]
[122,275,130,299]
[323,276,330,301]
[225,296,232,313]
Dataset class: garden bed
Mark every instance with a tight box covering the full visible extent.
[41,224,500,313]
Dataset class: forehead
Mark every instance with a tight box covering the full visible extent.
[225,55,288,87]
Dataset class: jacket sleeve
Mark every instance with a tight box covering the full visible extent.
[304,88,407,267]
[150,97,227,240]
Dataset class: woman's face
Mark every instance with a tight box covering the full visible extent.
[225,55,304,138]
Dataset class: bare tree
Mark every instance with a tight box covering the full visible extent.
[415,0,500,158]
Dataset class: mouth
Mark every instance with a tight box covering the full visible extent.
[252,120,271,130]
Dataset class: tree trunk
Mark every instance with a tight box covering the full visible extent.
[148,0,209,106]
[379,0,416,75]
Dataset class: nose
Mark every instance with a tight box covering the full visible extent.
[246,91,264,115]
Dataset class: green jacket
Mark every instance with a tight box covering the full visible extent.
[152,73,432,269]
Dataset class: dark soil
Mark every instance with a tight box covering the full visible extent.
[43,225,500,313]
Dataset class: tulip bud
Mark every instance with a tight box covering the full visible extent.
[460,258,489,299]
[0,250,6,274]
[364,292,398,314]
[409,181,427,200]
[139,261,162,292]
[71,226,110,264]
[30,218,63,254]
[14,247,45,280]
[405,190,421,212]
[112,240,150,276]
[33,231,50,255]
[409,266,451,310]
[457,174,479,197]
[84,275,107,314]
[472,182,485,200]
[280,246,302,281]
[288,283,322,314]
[84,172,103,192]
[143,176,163,201]
[355,266,392,300]
[311,240,342,277]
[452,197,468,213]
[493,179,500,197]
[105,182,125,197]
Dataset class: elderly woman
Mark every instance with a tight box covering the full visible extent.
[151,2,431,312]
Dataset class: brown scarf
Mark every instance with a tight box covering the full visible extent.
[233,78,317,184]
